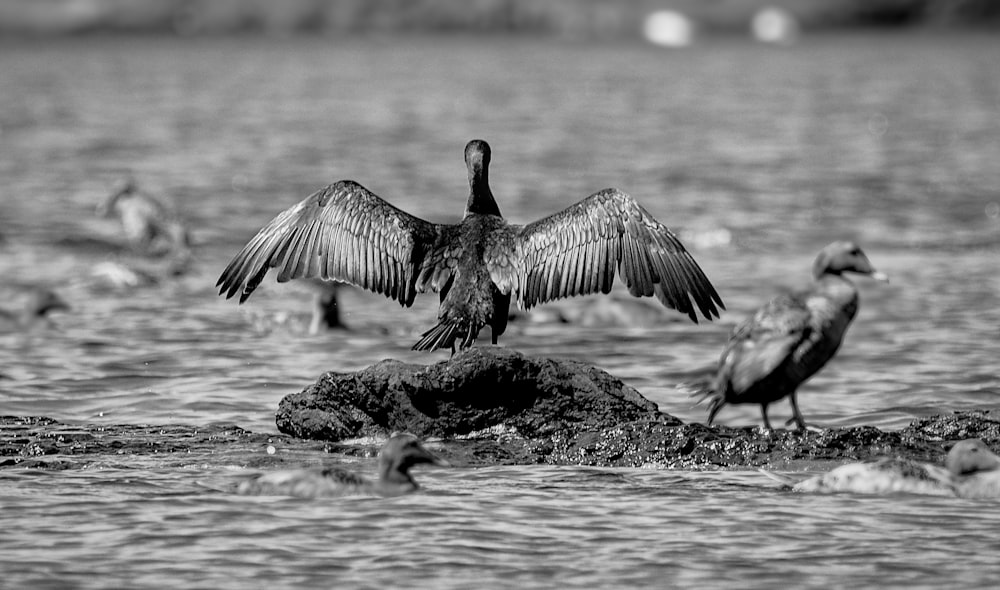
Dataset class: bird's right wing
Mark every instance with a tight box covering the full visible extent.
[217,180,448,307]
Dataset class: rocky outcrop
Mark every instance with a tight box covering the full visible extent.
[4,348,997,469]
[273,347,1000,468]
[275,347,668,443]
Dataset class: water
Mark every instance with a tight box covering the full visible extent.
[1,33,999,588]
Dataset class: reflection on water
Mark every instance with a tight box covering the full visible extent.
[1,33,999,588]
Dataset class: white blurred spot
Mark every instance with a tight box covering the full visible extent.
[751,7,800,45]
[266,445,276,455]
[643,11,695,48]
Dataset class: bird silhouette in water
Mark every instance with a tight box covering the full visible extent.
[0,289,70,333]
[700,241,888,431]
[217,139,724,353]
[235,433,447,498]
[98,177,192,258]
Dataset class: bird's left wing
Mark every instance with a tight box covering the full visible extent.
[217,180,445,307]
[503,188,723,321]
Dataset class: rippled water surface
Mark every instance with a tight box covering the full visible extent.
[1,33,999,588]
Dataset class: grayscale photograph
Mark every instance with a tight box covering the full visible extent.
[1,1,998,588]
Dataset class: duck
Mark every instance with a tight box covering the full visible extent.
[771,439,1000,498]
[97,177,192,257]
[217,139,724,353]
[0,289,70,333]
[786,457,954,496]
[302,279,347,334]
[946,438,1000,499]
[235,433,447,498]
[700,241,887,430]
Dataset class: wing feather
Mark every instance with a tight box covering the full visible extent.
[510,188,724,321]
[217,180,445,306]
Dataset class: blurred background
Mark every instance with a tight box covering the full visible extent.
[0,0,998,36]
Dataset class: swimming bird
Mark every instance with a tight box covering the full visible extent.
[702,241,888,430]
[217,139,724,353]
[302,279,347,334]
[236,433,447,498]
[784,458,953,496]
[0,289,70,333]
[98,177,192,257]
[768,439,1000,498]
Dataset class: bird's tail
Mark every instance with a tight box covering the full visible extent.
[687,375,726,426]
[412,320,479,353]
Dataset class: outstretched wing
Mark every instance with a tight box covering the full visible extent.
[506,188,724,321]
[217,180,444,307]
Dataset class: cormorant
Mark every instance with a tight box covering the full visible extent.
[218,139,724,353]
[702,241,888,430]
[235,433,447,498]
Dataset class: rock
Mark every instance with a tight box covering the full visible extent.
[272,348,992,468]
[275,347,667,444]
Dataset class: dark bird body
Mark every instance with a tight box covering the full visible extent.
[235,433,447,498]
[703,241,887,430]
[218,139,723,352]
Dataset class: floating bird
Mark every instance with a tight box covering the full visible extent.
[217,139,724,353]
[766,439,1000,498]
[302,279,347,334]
[701,241,887,430]
[98,177,192,257]
[784,457,954,496]
[0,289,70,333]
[236,433,447,498]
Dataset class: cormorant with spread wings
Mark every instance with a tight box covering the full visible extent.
[217,139,724,353]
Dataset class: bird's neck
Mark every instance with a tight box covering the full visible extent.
[378,460,418,494]
[465,167,501,217]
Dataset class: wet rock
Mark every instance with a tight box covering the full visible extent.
[272,349,979,468]
[901,410,1000,444]
[275,347,665,442]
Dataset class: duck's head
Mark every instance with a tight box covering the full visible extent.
[463,139,501,217]
[97,177,138,217]
[813,241,889,282]
[946,439,1000,476]
[27,289,70,317]
[378,433,449,483]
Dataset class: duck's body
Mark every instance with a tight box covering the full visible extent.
[703,241,887,430]
[99,178,191,256]
[778,439,1000,498]
[0,289,69,333]
[218,139,723,353]
[236,433,446,499]
[790,458,954,496]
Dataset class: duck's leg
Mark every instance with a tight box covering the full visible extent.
[760,403,773,431]
[785,390,808,431]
